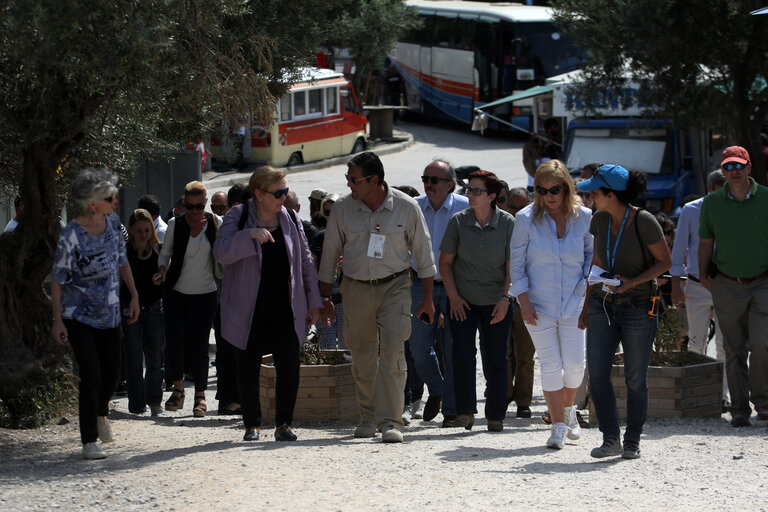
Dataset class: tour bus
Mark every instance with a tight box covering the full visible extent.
[388,0,583,132]
[211,68,368,167]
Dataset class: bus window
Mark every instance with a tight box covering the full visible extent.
[341,88,354,113]
[309,89,323,114]
[327,87,338,114]
[294,91,306,116]
[433,14,456,48]
[280,93,292,121]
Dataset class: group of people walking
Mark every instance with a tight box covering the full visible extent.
[51,146,767,461]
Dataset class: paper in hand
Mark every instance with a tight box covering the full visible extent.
[588,266,621,287]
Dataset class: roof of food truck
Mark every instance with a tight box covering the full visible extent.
[290,67,348,91]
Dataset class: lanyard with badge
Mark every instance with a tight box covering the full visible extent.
[368,224,385,259]
[603,205,630,293]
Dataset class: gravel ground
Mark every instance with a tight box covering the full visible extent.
[2,357,767,512]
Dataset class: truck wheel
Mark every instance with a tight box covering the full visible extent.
[287,152,303,166]
[351,138,366,154]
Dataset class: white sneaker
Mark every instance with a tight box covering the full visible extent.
[82,442,107,460]
[97,416,113,443]
[411,399,425,419]
[546,422,569,449]
[564,405,581,440]
[402,406,412,426]
[381,424,403,443]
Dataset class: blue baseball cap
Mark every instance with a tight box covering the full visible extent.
[576,164,629,192]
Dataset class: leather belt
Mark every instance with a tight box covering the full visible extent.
[718,270,768,284]
[593,291,646,306]
[348,269,408,286]
[686,275,700,283]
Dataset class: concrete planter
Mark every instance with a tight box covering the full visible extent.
[259,354,359,422]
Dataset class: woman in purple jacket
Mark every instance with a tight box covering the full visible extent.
[213,166,321,442]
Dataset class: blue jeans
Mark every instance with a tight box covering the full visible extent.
[587,295,657,444]
[409,279,455,416]
[123,302,165,413]
[450,303,512,421]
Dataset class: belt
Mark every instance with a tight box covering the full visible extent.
[348,269,408,286]
[592,291,647,306]
[687,275,700,283]
[718,270,768,284]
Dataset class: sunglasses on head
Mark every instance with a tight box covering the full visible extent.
[266,187,289,199]
[465,186,489,196]
[421,175,452,185]
[723,162,747,171]
[535,185,563,196]
[184,202,206,210]
[591,169,613,189]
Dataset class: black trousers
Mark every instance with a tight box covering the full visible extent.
[164,290,217,392]
[234,316,300,429]
[65,319,121,444]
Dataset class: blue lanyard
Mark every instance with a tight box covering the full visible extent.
[606,205,631,274]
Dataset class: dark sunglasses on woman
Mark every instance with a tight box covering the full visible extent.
[535,185,563,196]
[268,187,290,199]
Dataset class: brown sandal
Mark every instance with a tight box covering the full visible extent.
[193,395,207,417]
[164,388,185,411]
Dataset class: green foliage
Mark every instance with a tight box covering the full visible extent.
[0,364,78,429]
[299,331,349,365]
[551,0,768,182]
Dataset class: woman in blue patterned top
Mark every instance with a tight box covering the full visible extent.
[51,168,139,460]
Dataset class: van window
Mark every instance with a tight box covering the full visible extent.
[294,91,306,116]
[309,89,323,114]
[327,87,338,114]
[280,93,291,121]
[341,88,355,113]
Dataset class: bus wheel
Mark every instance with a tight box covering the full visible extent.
[287,152,303,166]
[351,138,366,154]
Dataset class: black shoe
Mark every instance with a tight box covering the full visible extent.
[275,424,297,441]
[730,415,752,428]
[423,395,442,422]
[441,415,461,428]
[516,406,531,418]
[218,405,242,415]
[243,429,260,441]
[621,440,641,459]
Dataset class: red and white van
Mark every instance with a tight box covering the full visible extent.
[211,68,368,167]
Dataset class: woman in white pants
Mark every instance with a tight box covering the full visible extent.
[508,160,593,449]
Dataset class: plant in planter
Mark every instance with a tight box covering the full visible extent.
[608,305,724,419]
[259,333,359,422]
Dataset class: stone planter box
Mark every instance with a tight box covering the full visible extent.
[259,354,359,422]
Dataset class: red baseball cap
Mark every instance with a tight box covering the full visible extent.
[721,146,750,165]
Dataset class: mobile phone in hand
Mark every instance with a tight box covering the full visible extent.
[419,312,430,325]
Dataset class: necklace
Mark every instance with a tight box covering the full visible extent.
[253,204,278,230]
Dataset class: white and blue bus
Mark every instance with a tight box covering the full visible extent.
[389,0,583,132]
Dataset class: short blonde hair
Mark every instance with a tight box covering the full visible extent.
[532,160,580,221]
[184,181,207,198]
[249,165,286,196]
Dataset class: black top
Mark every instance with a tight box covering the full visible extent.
[252,225,292,353]
[122,247,162,308]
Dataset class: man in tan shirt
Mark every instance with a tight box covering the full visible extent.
[319,152,436,443]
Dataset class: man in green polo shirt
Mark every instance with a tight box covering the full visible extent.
[699,145,768,427]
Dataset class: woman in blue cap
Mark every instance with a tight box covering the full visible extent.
[576,164,671,460]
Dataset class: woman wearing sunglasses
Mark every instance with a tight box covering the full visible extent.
[439,170,515,431]
[157,181,222,417]
[508,160,593,449]
[214,166,322,442]
[576,164,671,460]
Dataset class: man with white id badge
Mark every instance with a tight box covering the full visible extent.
[318,152,436,443]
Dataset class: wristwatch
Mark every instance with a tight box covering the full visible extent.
[321,296,333,303]
[503,294,513,303]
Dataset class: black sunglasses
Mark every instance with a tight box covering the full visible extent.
[535,185,563,196]
[103,194,116,203]
[184,202,206,210]
[421,175,452,185]
[345,173,370,184]
[723,162,747,171]
[591,170,613,189]
[266,187,289,199]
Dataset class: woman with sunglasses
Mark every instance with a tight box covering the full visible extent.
[439,170,515,431]
[214,166,321,442]
[51,168,140,459]
[158,181,222,417]
[508,160,593,449]
[576,164,671,460]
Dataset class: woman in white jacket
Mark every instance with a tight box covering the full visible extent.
[508,160,593,449]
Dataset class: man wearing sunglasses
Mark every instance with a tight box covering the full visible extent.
[318,151,436,443]
[406,159,469,427]
[699,146,768,427]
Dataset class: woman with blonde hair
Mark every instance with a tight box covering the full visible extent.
[121,208,165,416]
[508,159,593,449]
[214,166,321,442]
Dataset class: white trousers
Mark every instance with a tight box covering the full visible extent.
[684,279,729,400]
[525,311,585,392]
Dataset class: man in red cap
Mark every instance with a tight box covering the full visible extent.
[699,146,768,427]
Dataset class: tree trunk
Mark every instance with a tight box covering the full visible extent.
[0,144,71,422]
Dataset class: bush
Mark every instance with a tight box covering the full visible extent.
[0,365,78,429]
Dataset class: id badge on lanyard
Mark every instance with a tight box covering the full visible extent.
[367,224,385,259]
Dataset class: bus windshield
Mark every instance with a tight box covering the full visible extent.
[515,23,582,83]
[565,127,674,175]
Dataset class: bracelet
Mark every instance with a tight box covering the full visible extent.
[321,296,332,303]
[503,294,513,303]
